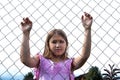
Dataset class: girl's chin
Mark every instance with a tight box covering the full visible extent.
[54,53,64,57]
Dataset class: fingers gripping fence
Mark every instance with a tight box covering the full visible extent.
[0,0,120,79]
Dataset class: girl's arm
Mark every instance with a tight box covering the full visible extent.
[72,12,93,70]
[20,18,39,68]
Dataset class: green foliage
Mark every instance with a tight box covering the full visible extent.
[85,66,103,80]
[23,72,34,80]
[75,74,86,80]
[102,64,120,80]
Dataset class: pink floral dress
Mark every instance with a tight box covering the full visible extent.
[33,55,74,80]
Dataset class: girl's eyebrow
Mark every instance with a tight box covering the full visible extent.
[51,40,65,42]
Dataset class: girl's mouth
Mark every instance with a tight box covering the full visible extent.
[55,49,62,52]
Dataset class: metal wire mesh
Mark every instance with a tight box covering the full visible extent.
[0,0,120,80]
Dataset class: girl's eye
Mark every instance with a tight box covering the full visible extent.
[51,40,65,44]
[60,40,64,43]
[52,40,57,44]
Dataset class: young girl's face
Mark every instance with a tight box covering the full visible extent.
[49,34,67,57]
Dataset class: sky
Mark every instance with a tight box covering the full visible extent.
[0,0,120,79]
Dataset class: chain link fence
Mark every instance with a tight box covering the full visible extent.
[0,0,120,80]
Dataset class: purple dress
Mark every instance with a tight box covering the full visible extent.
[34,55,74,80]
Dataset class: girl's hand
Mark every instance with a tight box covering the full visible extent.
[21,17,32,33]
[81,12,93,30]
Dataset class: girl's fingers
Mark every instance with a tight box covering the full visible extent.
[81,15,84,21]
[25,17,32,24]
[23,17,28,23]
[84,12,88,16]
[90,16,93,19]
[84,12,92,19]
[21,17,32,26]
[21,22,24,26]
[21,22,26,27]
[26,17,29,23]
[23,18,26,23]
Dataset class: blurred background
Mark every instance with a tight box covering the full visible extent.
[0,0,120,79]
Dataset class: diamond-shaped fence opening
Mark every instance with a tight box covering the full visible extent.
[0,0,120,80]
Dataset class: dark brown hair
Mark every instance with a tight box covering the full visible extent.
[43,29,68,60]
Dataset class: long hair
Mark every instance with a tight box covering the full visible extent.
[43,29,68,60]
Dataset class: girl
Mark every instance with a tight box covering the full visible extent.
[20,12,93,80]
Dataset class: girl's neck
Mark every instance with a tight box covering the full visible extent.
[51,56,62,63]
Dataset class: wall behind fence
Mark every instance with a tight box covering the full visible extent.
[0,0,120,80]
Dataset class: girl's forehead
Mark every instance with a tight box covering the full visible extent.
[50,34,65,40]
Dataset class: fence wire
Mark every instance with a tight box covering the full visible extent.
[0,0,120,80]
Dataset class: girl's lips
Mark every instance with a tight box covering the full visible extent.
[55,49,62,52]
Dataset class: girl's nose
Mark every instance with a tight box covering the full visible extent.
[56,43,60,48]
